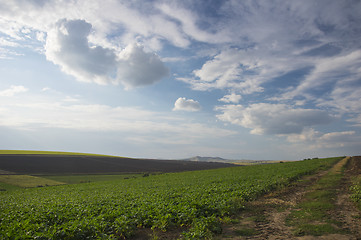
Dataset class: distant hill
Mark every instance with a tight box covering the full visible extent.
[185,156,227,162]
[0,153,235,175]
[182,156,285,165]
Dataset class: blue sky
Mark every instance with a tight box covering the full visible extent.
[0,0,361,160]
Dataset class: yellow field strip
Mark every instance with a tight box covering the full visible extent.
[0,175,65,188]
[0,169,15,174]
[0,150,123,158]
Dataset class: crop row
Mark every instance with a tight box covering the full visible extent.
[349,156,361,210]
[350,177,361,208]
[0,157,341,239]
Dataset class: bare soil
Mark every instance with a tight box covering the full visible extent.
[219,156,361,240]
[0,154,235,175]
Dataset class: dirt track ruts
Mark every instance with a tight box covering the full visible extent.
[219,156,361,240]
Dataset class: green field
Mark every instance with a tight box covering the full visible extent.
[42,174,143,184]
[0,175,65,188]
[0,182,21,191]
[0,157,341,239]
[351,176,361,208]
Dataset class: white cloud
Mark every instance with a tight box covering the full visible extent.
[45,19,168,87]
[286,129,359,149]
[41,87,51,92]
[179,46,306,94]
[0,85,28,97]
[281,50,361,101]
[218,93,242,103]
[215,103,333,135]
[173,1,361,123]
[157,3,230,44]
[2,1,360,95]
[319,131,355,142]
[313,58,361,124]
[0,37,19,47]
[0,0,216,52]
[315,130,361,149]
[36,31,46,42]
[117,44,169,88]
[173,97,201,112]
[0,101,155,131]
[182,48,257,92]
[348,114,361,127]
[93,1,192,49]
[285,128,319,143]
[0,47,23,59]
[45,19,118,85]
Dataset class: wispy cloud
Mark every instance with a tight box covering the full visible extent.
[0,91,233,143]
[286,129,360,150]
[0,85,28,97]
[215,103,334,135]
[218,93,242,104]
[279,50,361,101]
[157,3,230,44]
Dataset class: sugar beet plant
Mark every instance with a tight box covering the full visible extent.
[350,177,361,208]
[0,157,340,239]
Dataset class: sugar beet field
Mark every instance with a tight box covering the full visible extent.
[2,156,361,239]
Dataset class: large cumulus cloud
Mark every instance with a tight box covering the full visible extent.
[117,44,169,89]
[45,19,169,87]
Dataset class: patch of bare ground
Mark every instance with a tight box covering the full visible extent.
[219,167,331,239]
[219,156,361,240]
[131,227,186,240]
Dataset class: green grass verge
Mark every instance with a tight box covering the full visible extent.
[0,175,65,188]
[292,224,341,236]
[234,227,258,236]
[350,176,361,209]
[0,182,21,191]
[286,157,347,236]
[42,174,142,184]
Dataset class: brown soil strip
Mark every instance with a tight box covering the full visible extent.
[0,154,235,175]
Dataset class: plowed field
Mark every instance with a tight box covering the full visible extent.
[0,154,234,174]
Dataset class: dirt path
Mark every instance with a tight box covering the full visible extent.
[332,156,361,238]
[218,156,361,240]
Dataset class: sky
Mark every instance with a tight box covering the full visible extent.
[0,0,361,160]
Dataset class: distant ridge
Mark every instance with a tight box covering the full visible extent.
[186,156,227,162]
[182,156,285,165]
